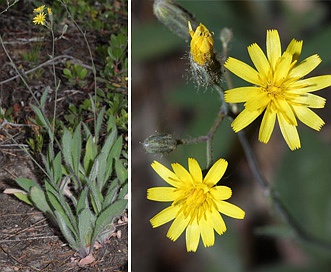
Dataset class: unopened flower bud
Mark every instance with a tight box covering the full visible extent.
[153,0,197,40]
[188,21,222,87]
[143,133,177,154]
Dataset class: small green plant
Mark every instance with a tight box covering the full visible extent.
[26,127,44,154]
[63,61,89,87]
[0,106,14,122]
[10,91,127,258]
[102,31,128,78]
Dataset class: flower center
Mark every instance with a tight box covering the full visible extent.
[266,84,283,98]
[176,184,213,223]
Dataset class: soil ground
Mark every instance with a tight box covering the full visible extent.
[0,2,128,271]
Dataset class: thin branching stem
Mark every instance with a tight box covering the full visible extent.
[58,0,98,137]
[237,129,331,251]
[177,83,227,168]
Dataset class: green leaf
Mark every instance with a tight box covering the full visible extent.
[15,178,41,192]
[95,152,107,191]
[45,182,78,236]
[95,107,105,142]
[118,182,128,200]
[88,156,99,182]
[86,178,103,214]
[53,152,62,185]
[115,159,127,185]
[46,189,70,222]
[102,179,120,209]
[101,126,117,156]
[63,68,72,78]
[78,208,94,246]
[83,136,98,174]
[71,123,82,176]
[40,86,50,109]
[30,104,53,141]
[14,192,34,206]
[76,187,89,215]
[109,136,123,160]
[62,127,73,167]
[91,199,127,244]
[54,210,80,252]
[29,186,52,214]
[78,68,88,79]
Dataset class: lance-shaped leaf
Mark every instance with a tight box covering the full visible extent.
[91,199,127,246]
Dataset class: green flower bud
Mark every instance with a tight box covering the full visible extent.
[143,133,177,154]
[153,0,198,40]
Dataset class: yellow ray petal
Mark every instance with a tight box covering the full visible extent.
[289,75,331,93]
[204,158,228,186]
[147,187,178,202]
[210,209,227,235]
[259,108,276,143]
[248,43,270,79]
[172,162,193,185]
[289,54,321,78]
[293,105,325,131]
[188,158,203,183]
[210,186,232,200]
[291,93,325,108]
[273,52,292,84]
[244,92,270,112]
[225,86,261,103]
[217,201,245,219]
[278,113,301,150]
[150,205,179,228]
[151,161,180,187]
[185,222,200,252]
[275,98,297,126]
[232,108,263,132]
[285,38,302,62]
[225,57,261,85]
[267,29,281,70]
[200,215,215,247]
[167,211,190,241]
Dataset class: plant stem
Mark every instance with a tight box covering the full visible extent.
[237,129,331,251]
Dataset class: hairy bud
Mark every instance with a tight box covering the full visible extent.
[153,0,197,40]
[188,21,222,87]
[143,133,177,154]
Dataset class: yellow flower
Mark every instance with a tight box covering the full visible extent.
[33,12,46,25]
[225,29,331,150]
[147,158,245,252]
[188,21,214,66]
[47,7,52,15]
[33,5,45,13]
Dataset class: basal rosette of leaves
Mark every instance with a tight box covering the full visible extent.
[10,90,128,258]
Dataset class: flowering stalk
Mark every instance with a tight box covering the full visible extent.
[223,31,331,250]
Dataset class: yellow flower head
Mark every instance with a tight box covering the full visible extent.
[147,158,245,252]
[188,21,214,66]
[33,12,46,25]
[33,5,45,13]
[225,29,331,150]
